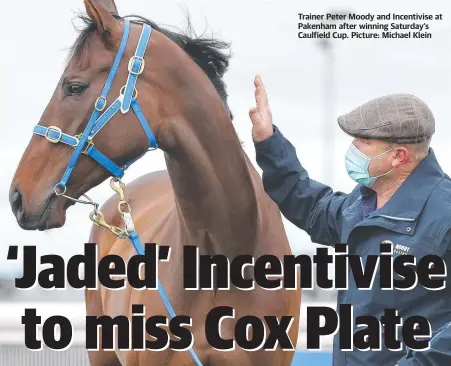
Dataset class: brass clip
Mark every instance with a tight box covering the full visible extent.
[118,200,132,215]
[110,178,126,201]
[89,210,128,239]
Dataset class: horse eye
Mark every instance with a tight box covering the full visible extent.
[65,83,87,96]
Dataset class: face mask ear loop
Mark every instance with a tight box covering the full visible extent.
[368,147,397,179]
[369,146,397,161]
[373,166,396,179]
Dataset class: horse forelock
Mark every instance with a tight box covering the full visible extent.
[70,13,234,120]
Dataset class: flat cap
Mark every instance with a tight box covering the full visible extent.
[337,93,435,144]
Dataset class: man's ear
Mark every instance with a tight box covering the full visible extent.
[84,0,121,37]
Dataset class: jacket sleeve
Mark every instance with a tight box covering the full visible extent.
[396,322,451,366]
[254,125,349,246]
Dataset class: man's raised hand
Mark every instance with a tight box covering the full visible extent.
[249,75,274,142]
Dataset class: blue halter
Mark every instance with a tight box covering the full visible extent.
[32,20,203,366]
[34,20,157,187]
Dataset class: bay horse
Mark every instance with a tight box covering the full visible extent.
[9,0,301,365]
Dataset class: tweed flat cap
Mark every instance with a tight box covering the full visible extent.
[337,93,435,144]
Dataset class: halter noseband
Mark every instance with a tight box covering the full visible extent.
[31,19,204,366]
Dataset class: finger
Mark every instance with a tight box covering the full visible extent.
[260,83,269,106]
[255,75,268,101]
[255,86,266,105]
[256,75,265,90]
[254,75,261,88]
[254,82,269,109]
[255,88,269,116]
[255,86,263,109]
[249,107,263,125]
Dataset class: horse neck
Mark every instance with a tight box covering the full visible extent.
[162,107,260,257]
[135,32,261,257]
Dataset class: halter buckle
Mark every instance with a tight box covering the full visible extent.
[83,139,95,155]
[74,135,95,155]
[128,56,145,75]
[95,96,107,112]
[45,126,63,144]
[120,85,138,100]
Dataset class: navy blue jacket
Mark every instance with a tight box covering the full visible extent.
[397,321,451,365]
[254,126,451,366]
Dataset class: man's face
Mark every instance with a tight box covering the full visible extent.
[352,138,396,178]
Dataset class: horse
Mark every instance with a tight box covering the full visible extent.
[9,1,301,365]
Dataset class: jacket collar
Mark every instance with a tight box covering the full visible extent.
[362,148,444,222]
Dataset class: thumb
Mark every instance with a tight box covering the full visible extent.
[249,107,263,125]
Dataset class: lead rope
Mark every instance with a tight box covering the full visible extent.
[90,177,204,366]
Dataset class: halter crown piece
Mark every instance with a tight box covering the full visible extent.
[32,20,203,366]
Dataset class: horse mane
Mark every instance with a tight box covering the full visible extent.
[71,14,234,120]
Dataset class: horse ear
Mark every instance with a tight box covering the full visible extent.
[97,0,119,15]
[84,0,120,35]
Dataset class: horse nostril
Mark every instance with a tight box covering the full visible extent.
[10,187,24,220]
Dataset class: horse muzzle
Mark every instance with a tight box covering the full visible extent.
[9,186,66,231]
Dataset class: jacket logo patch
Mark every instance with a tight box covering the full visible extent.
[393,244,411,255]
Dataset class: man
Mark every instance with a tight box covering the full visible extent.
[249,75,451,366]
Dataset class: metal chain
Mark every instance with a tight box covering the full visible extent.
[55,188,100,210]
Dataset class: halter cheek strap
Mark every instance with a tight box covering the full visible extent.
[60,19,133,189]
[122,24,152,113]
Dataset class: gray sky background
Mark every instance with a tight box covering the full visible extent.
[1,0,451,276]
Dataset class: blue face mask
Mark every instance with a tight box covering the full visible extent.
[345,143,396,187]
